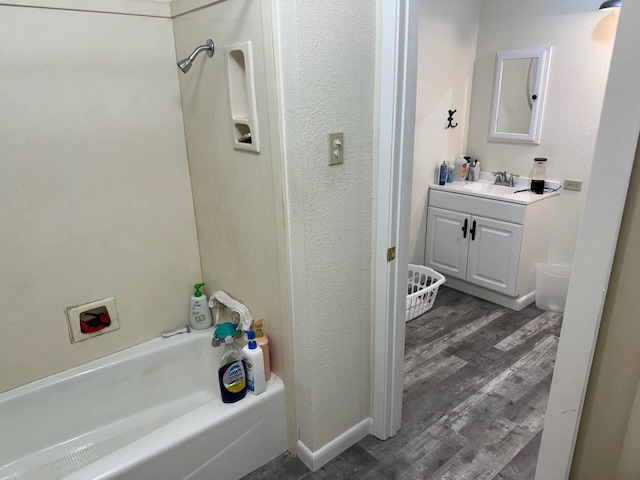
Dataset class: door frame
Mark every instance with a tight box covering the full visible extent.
[373,3,640,480]
[372,0,419,439]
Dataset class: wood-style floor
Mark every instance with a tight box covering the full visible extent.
[244,287,562,480]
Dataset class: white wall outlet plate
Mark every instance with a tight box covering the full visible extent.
[65,297,120,344]
[564,179,583,191]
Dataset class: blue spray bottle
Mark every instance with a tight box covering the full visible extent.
[438,161,447,186]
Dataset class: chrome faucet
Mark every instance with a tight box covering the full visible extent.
[492,171,508,185]
[492,171,519,187]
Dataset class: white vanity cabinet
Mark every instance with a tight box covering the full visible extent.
[425,187,557,310]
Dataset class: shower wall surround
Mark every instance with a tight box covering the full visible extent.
[172,0,296,451]
[0,5,201,393]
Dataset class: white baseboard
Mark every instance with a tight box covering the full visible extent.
[296,417,372,472]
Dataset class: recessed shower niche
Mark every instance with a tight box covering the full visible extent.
[225,41,260,153]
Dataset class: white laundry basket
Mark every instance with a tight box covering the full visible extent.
[406,264,446,322]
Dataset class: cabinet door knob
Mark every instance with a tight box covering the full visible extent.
[461,218,468,239]
[470,220,477,241]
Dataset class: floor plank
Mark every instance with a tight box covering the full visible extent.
[302,445,379,480]
[438,336,558,436]
[414,308,509,362]
[494,311,562,352]
[429,419,537,480]
[447,305,543,361]
[403,351,468,393]
[494,431,543,480]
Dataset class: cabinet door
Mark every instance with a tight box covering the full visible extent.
[466,215,523,296]
[425,207,470,280]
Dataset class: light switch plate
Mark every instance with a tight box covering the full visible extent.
[328,132,344,166]
[65,297,120,343]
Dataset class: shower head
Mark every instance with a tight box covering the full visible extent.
[177,39,215,74]
[177,57,193,74]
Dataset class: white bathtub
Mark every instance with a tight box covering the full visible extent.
[0,329,287,480]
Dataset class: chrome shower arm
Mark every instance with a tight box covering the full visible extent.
[187,40,215,62]
[177,39,215,74]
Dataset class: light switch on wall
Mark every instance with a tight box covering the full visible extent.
[328,132,344,166]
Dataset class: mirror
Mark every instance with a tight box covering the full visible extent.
[489,47,551,144]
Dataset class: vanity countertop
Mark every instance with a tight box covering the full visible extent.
[429,173,560,206]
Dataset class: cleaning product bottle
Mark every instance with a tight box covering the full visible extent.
[242,330,266,395]
[438,161,447,186]
[218,336,247,403]
[190,283,213,330]
[253,319,271,380]
[453,156,467,182]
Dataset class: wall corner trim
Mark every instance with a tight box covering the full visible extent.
[296,418,372,472]
[170,0,223,18]
[0,0,172,18]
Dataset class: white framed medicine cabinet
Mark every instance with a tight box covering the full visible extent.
[489,46,552,145]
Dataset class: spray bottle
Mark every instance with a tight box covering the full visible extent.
[218,336,247,403]
[438,161,447,186]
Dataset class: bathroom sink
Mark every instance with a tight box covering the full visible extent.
[429,174,560,205]
[463,182,518,196]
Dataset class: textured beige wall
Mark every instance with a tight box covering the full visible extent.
[467,0,618,265]
[277,0,376,451]
[0,5,202,393]
[570,137,640,479]
[410,0,481,265]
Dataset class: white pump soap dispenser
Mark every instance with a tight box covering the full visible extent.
[189,283,213,330]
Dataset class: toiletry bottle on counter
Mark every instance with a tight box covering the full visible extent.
[531,157,547,194]
[438,161,447,186]
[471,159,481,182]
[253,319,271,380]
[453,156,467,181]
[190,283,213,330]
[218,336,247,403]
[242,331,266,395]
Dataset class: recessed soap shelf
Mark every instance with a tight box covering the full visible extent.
[225,42,260,153]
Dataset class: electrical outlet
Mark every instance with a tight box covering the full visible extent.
[564,179,582,192]
[328,132,344,166]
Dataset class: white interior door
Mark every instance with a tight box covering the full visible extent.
[466,215,523,296]
[425,207,470,280]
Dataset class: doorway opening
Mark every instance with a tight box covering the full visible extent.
[373,0,640,479]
